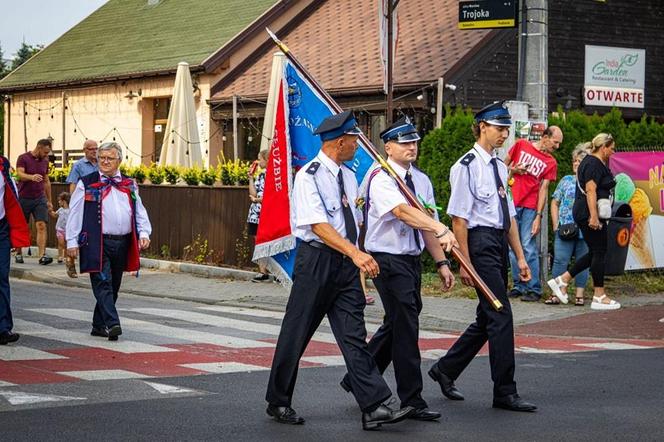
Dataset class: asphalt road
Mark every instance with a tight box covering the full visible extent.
[1,280,662,441]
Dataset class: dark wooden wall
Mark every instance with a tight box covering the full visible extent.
[40,183,252,267]
[548,0,664,120]
[445,0,664,119]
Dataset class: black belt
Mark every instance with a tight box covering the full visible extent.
[469,226,506,235]
[103,233,132,241]
[305,240,343,257]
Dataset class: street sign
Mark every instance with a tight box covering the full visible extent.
[584,45,646,109]
[458,1,518,30]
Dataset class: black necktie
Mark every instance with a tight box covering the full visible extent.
[490,158,511,232]
[337,171,358,244]
[405,171,422,250]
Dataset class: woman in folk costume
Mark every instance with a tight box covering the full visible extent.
[0,156,31,345]
[66,142,152,341]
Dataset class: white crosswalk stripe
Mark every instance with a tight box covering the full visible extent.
[573,342,653,351]
[14,318,175,354]
[28,308,274,349]
[179,362,269,374]
[58,370,149,381]
[199,305,458,340]
[0,346,68,361]
[130,307,338,344]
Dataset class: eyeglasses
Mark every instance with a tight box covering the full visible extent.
[99,156,119,163]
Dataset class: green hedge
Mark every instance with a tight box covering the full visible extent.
[417,105,664,272]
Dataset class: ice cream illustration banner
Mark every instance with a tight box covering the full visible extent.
[610,152,664,270]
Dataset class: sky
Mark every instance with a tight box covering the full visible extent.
[0,0,108,59]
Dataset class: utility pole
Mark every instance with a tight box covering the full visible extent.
[436,77,444,128]
[62,92,67,167]
[232,95,238,161]
[385,0,400,125]
[518,0,548,122]
[518,0,549,284]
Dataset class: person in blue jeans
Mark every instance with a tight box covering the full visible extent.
[545,145,590,306]
[505,127,562,302]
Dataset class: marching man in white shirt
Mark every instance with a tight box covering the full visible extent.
[66,142,152,341]
[339,117,457,421]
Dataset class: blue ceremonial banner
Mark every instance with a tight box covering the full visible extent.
[256,60,377,286]
[286,62,376,185]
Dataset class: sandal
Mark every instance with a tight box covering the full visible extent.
[546,276,569,304]
[575,297,585,306]
[591,294,620,311]
[544,297,561,305]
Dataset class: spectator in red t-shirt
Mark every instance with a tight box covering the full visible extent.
[504,126,562,302]
[15,138,54,265]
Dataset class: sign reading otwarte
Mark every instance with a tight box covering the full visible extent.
[584,45,646,109]
[458,0,517,30]
[252,54,378,287]
[610,152,664,270]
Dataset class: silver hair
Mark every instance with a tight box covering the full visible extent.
[572,142,590,160]
[97,142,123,162]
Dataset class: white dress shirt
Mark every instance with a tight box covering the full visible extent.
[66,171,152,248]
[447,143,516,229]
[364,159,437,255]
[0,173,6,220]
[291,151,362,244]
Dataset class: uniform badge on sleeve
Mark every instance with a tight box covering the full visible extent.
[460,152,476,166]
[306,162,320,175]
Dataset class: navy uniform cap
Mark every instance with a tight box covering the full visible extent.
[380,116,421,143]
[313,110,362,141]
[474,101,512,127]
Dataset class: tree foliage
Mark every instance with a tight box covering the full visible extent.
[0,41,44,155]
[10,42,43,71]
[0,43,9,79]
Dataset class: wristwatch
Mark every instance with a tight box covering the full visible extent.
[436,259,451,269]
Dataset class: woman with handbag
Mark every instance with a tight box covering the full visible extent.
[547,133,620,310]
[545,145,590,306]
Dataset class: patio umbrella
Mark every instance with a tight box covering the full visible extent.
[159,61,202,167]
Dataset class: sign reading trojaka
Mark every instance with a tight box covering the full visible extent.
[584,45,646,109]
[458,1,517,30]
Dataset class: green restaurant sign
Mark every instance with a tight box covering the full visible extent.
[458,1,518,30]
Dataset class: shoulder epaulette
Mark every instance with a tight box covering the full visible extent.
[460,152,475,166]
[306,162,321,175]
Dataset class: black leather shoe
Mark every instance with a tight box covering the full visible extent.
[508,289,522,298]
[107,325,122,341]
[340,377,352,393]
[362,405,414,430]
[428,364,464,400]
[0,331,20,345]
[520,292,541,302]
[408,407,441,421]
[91,327,109,338]
[493,394,537,412]
[266,404,305,425]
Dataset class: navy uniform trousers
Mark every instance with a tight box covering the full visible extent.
[266,241,392,412]
[0,219,13,334]
[90,234,130,329]
[432,226,517,398]
[343,252,426,409]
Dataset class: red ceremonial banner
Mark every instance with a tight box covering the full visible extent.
[255,81,293,246]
